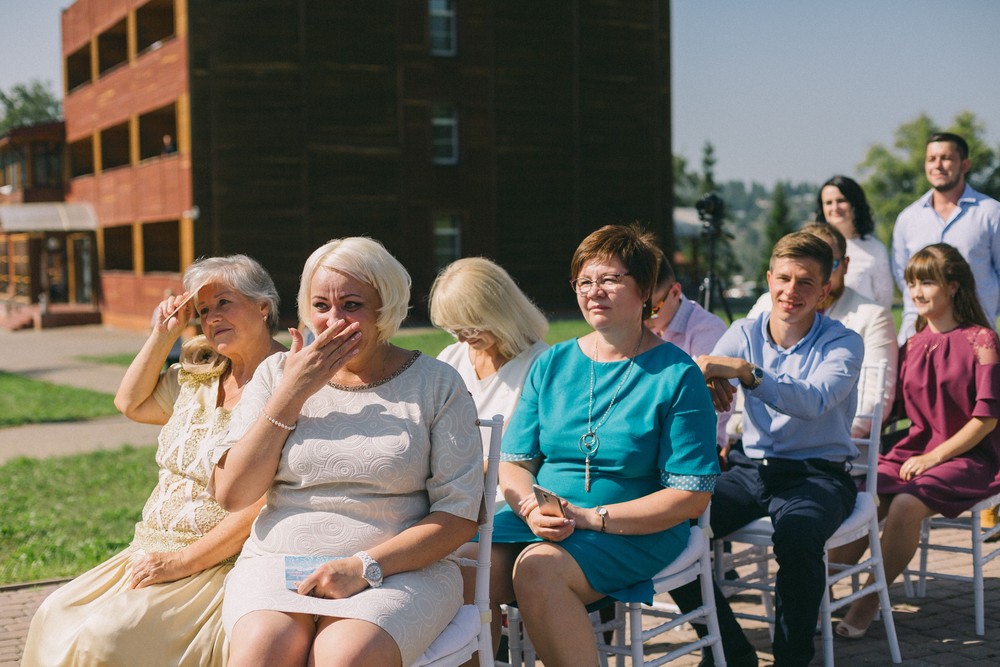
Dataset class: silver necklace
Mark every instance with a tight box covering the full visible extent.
[579,330,643,492]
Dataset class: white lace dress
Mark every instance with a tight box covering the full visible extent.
[213,352,483,667]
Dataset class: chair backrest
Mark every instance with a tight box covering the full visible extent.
[850,360,889,496]
[473,414,504,667]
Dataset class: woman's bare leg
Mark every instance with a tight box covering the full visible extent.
[228,610,314,667]
[512,543,604,667]
[840,493,934,631]
[310,617,400,667]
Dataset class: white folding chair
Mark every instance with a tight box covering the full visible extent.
[593,504,727,667]
[902,490,1000,635]
[414,414,504,667]
[713,360,901,666]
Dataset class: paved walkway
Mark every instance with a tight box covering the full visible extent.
[0,325,160,465]
[2,326,1000,665]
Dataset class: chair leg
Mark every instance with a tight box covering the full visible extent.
[820,553,835,667]
[627,602,644,667]
[973,510,986,636]
[916,517,930,598]
[866,515,902,663]
[698,553,727,667]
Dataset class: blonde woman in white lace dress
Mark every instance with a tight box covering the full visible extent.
[21,255,284,667]
[211,237,483,667]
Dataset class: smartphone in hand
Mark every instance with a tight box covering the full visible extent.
[532,484,567,518]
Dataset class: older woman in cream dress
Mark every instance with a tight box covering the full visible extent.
[211,237,483,667]
[21,255,283,667]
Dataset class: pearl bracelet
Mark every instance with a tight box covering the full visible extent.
[262,411,296,431]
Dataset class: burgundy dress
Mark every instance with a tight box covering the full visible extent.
[878,324,1000,517]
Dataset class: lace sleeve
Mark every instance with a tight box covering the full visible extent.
[966,326,1000,366]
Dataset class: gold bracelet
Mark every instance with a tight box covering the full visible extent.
[262,411,296,431]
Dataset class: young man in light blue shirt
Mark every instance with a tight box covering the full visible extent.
[672,231,864,667]
[892,132,1000,342]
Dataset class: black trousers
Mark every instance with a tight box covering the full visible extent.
[671,450,857,667]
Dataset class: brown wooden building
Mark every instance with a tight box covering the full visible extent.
[62,0,673,328]
[0,121,101,328]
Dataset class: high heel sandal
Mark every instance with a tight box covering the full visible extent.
[835,620,868,640]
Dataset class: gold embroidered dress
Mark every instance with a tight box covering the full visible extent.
[22,363,235,667]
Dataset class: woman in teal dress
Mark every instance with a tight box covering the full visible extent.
[490,224,721,665]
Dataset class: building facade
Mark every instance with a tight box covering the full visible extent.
[62,0,673,328]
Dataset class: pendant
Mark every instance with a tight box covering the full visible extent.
[579,432,599,493]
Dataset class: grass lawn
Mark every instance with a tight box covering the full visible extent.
[0,445,157,584]
[0,372,118,427]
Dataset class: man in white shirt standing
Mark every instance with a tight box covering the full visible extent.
[892,132,1000,343]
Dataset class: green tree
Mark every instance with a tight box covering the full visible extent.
[672,154,700,207]
[858,112,1000,245]
[0,79,62,133]
[758,182,794,284]
[700,141,717,194]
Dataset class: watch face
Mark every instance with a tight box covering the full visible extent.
[365,563,383,582]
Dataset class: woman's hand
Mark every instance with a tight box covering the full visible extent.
[129,551,189,589]
[152,291,195,337]
[518,495,575,542]
[279,319,362,398]
[297,557,368,600]
[899,453,939,481]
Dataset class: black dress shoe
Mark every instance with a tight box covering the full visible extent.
[698,645,759,667]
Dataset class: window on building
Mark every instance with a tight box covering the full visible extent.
[100,122,130,171]
[431,105,458,165]
[97,18,128,77]
[139,103,178,161]
[102,224,133,271]
[142,220,181,273]
[1,150,24,190]
[32,142,63,189]
[66,45,91,93]
[429,0,457,56]
[136,0,176,55]
[432,214,462,271]
[69,136,95,178]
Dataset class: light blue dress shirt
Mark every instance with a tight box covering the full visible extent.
[891,184,1000,342]
[713,313,863,462]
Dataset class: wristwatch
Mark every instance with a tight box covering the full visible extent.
[743,364,764,390]
[353,551,383,588]
[595,506,608,533]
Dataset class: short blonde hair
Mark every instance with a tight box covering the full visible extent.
[297,237,411,343]
[430,257,548,359]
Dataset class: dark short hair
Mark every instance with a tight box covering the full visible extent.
[927,132,969,161]
[815,175,876,239]
[570,223,660,319]
[770,231,834,283]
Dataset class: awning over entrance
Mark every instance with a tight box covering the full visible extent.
[0,203,98,232]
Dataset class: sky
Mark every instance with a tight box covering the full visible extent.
[3,0,999,187]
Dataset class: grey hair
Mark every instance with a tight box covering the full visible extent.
[183,254,280,333]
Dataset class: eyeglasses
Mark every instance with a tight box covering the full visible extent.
[570,273,632,296]
[445,327,481,339]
